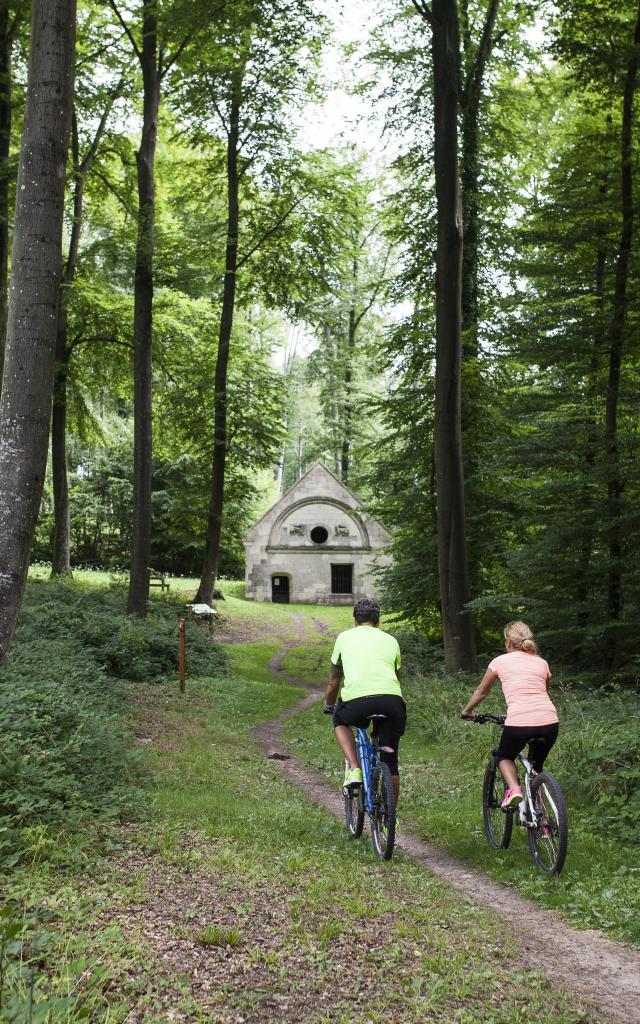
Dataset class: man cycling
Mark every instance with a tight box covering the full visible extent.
[324,597,406,802]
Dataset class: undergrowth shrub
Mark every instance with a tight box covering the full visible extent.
[0,576,229,866]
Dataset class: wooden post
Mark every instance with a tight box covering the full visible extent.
[178,617,186,694]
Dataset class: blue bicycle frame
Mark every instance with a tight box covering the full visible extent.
[354,726,379,815]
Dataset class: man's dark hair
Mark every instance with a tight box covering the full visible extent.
[353,597,381,625]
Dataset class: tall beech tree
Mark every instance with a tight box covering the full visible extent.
[195,63,241,604]
[0,2,25,391]
[107,0,203,616]
[177,0,323,605]
[51,83,124,576]
[0,0,76,664]
[411,0,476,671]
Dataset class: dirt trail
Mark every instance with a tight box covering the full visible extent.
[254,615,640,1024]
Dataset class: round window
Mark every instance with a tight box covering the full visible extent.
[310,526,329,544]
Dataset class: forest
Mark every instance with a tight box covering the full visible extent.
[0,0,639,1019]
[0,0,639,680]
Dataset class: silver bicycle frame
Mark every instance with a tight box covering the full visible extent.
[516,752,537,828]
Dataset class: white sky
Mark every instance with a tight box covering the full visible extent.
[299,0,390,162]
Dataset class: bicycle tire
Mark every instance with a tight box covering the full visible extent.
[344,779,364,837]
[482,759,513,850]
[371,762,396,861]
[527,771,568,874]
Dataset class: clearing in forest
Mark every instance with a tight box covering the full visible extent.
[5,581,638,1022]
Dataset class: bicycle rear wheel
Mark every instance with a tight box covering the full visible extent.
[344,775,364,837]
[482,759,513,850]
[371,762,396,861]
[527,772,568,874]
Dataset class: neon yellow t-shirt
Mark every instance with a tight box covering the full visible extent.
[331,625,402,702]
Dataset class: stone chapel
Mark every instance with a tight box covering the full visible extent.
[243,462,392,604]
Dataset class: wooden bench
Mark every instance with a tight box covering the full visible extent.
[148,569,170,593]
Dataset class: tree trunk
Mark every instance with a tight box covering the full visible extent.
[323,321,341,475]
[127,0,160,616]
[51,312,71,575]
[341,303,356,485]
[603,1,640,666]
[0,0,75,664]
[52,115,81,577]
[274,324,297,493]
[459,0,500,356]
[431,0,476,672]
[51,98,118,577]
[196,75,241,605]
[459,0,500,601]
[0,2,15,392]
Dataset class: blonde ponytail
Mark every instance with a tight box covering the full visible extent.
[504,620,538,655]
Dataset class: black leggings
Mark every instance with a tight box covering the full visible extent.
[332,695,407,775]
[496,723,559,773]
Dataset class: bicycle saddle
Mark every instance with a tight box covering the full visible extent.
[367,713,388,720]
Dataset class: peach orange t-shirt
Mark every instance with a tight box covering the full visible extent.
[488,651,558,727]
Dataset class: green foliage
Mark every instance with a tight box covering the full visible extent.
[0,577,228,867]
[0,901,114,1022]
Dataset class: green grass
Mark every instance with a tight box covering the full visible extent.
[136,667,587,1023]
[1,589,588,1020]
[2,572,622,1019]
[283,650,640,946]
[191,924,243,947]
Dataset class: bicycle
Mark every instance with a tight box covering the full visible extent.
[461,713,568,875]
[324,706,396,861]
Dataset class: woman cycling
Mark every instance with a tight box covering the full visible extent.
[461,620,559,809]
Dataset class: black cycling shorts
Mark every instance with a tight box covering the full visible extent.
[332,694,407,776]
[496,722,559,773]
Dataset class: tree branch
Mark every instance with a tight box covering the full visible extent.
[353,246,392,332]
[91,165,135,217]
[160,29,196,79]
[464,0,501,103]
[79,78,125,175]
[410,0,434,28]
[107,0,142,63]
[68,335,134,353]
[236,193,310,270]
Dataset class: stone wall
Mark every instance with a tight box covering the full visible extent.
[244,463,392,604]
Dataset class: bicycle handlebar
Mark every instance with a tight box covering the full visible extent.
[460,712,506,725]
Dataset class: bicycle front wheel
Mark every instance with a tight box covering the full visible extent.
[344,779,364,837]
[482,759,513,850]
[370,762,396,861]
[527,772,568,874]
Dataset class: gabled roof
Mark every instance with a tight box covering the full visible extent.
[245,461,366,540]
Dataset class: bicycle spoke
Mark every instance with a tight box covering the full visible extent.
[527,773,568,874]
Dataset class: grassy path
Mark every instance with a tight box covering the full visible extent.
[6,581,634,1022]
[257,613,640,1024]
[85,602,592,1022]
